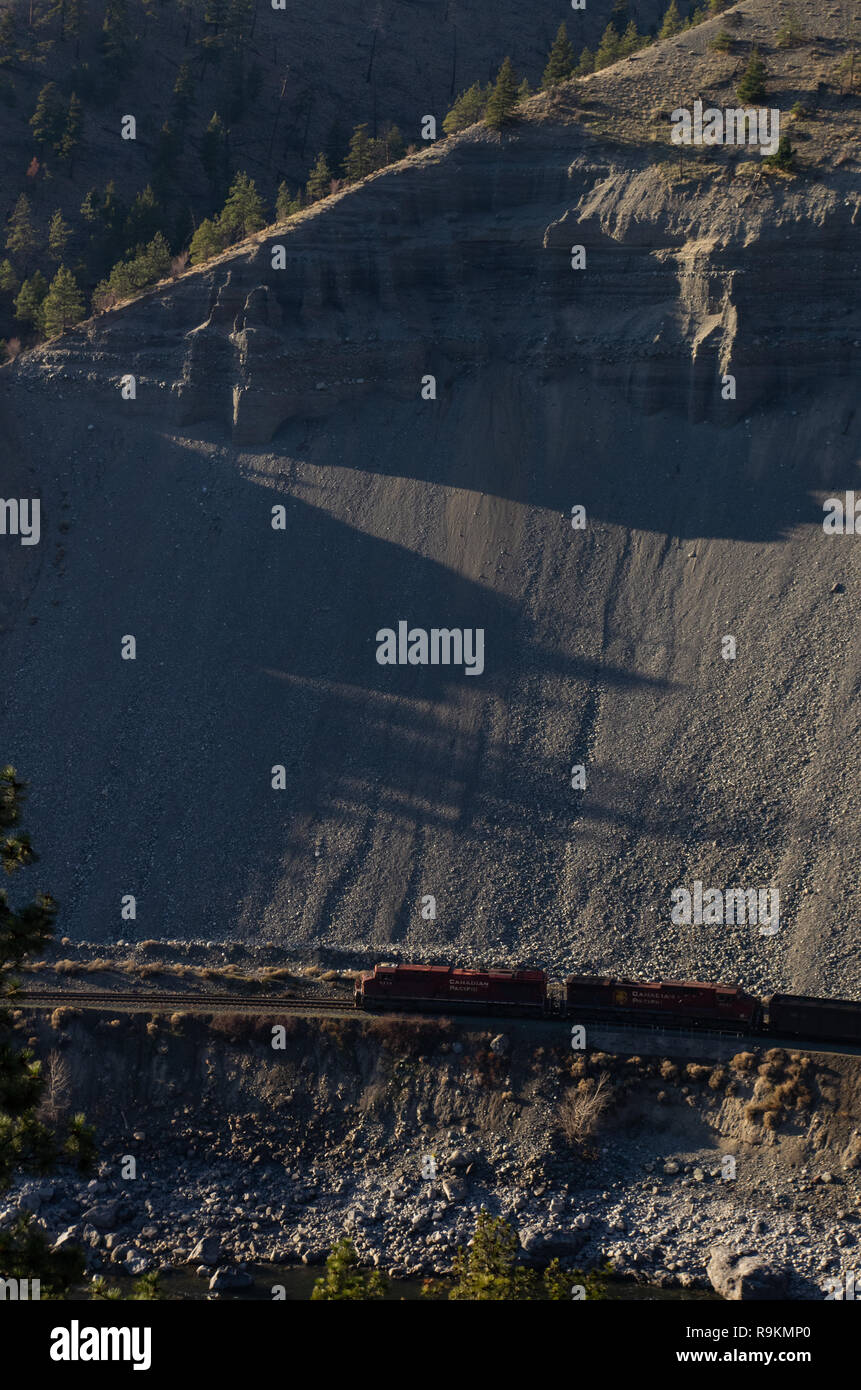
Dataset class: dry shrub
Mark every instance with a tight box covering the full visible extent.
[659,1059,679,1081]
[211,1011,298,1044]
[169,1011,189,1032]
[708,1066,728,1091]
[559,1073,612,1143]
[54,960,81,975]
[50,1006,77,1029]
[145,1020,159,1038]
[38,1050,71,1123]
[686,1063,711,1083]
[730,1051,757,1074]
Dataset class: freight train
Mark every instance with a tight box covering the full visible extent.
[354,963,861,1046]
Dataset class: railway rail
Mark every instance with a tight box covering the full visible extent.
[13,988,355,1013]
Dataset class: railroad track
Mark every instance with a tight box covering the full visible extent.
[13,988,356,1013]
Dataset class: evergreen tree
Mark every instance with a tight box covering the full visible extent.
[0,259,18,296]
[29,82,66,151]
[595,23,621,69]
[446,1213,611,1301]
[442,81,490,135]
[484,56,519,131]
[658,1,683,38]
[80,187,99,223]
[275,181,302,220]
[59,92,83,172]
[67,0,85,56]
[619,21,643,56]
[384,124,405,162]
[188,216,225,264]
[736,46,767,103]
[609,0,630,35]
[517,77,531,102]
[0,9,18,67]
[5,196,37,267]
[708,0,728,11]
[343,123,375,182]
[310,1239,388,1300]
[42,265,85,336]
[542,21,575,89]
[125,186,161,247]
[47,209,71,261]
[217,170,266,241]
[101,0,131,69]
[305,152,332,202]
[763,133,794,170]
[576,47,595,76]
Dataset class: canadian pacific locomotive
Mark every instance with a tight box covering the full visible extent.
[354,963,861,1046]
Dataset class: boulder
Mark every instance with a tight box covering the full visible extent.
[124,1248,152,1276]
[209,1267,254,1292]
[81,1200,120,1231]
[190,1234,221,1265]
[707,1247,788,1301]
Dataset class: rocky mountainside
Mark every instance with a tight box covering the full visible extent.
[1,0,860,999]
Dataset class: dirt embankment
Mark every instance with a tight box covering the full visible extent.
[1,0,859,1001]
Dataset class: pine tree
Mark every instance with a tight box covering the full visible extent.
[58,92,83,171]
[619,21,643,56]
[763,133,794,170]
[484,56,519,131]
[542,21,575,89]
[595,23,621,69]
[305,152,332,202]
[442,82,490,135]
[609,0,630,35]
[384,124,405,162]
[576,47,595,76]
[15,273,48,332]
[310,1240,388,1300]
[275,181,302,220]
[342,123,375,182]
[29,82,66,151]
[736,46,767,103]
[125,186,161,247]
[658,1,683,38]
[189,216,226,265]
[101,0,131,69]
[41,266,85,336]
[47,209,71,261]
[0,9,18,67]
[0,259,18,296]
[5,196,37,267]
[217,171,266,241]
[517,77,531,102]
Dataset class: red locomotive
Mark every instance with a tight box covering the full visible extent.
[352,961,859,1046]
[355,963,547,1015]
[564,976,761,1030]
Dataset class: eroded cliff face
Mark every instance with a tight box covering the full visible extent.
[1,0,860,997]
